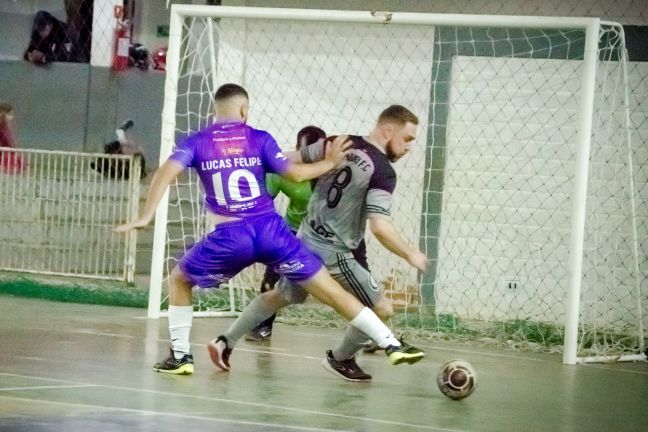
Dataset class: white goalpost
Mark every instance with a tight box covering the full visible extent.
[148,5,646,365]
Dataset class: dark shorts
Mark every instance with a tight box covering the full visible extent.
[277,239,379,307]
[179,213,323,289]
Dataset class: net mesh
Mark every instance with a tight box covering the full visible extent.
[156,13,646,358]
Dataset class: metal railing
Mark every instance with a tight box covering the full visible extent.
[0,148,140,282]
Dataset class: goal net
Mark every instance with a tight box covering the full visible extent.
[149,6,646,364]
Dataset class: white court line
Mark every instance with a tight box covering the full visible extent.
[0,372,466,432]
[0,394,352,432]
[0,384,96,392]
[14,323,601,365]
[47,323,552,361]
[587,364,648,375]
[69,325,553,363]
[417,344,548,362]
[269,331,647,367]
[72,329,137,339]
[194,343,320,361]
[7,327,646,373]
[4,326,645,374]
[189,340,549,366]
[188,338,546,364]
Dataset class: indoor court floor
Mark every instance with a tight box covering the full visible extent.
[0,295,646,432]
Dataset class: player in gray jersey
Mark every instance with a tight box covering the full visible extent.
[299,105,427,381]
[218,105,427,382]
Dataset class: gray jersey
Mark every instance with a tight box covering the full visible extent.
[299,135,396,252]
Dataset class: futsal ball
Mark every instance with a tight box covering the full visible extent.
[436,359,477,400]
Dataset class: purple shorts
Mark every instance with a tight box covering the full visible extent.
[178,213,323,289]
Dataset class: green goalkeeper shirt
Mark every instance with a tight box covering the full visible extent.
[266,173,312,232]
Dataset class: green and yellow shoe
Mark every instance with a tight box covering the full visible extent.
[385,340,425,365]
[153,349,194,375]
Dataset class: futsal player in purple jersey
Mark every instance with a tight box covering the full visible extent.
[115,83,424,374]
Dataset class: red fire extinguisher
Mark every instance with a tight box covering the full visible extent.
[113,6,130,71]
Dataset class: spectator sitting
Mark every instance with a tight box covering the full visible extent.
[24,10,88,65]
[0,103,25,174]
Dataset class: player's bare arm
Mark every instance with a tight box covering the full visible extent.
[284,136,327,162]
[368,216,427,272]
[284,149,303,163]
[282,135,351,182]
[113,159,185,233]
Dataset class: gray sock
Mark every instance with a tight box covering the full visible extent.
[224,296,277,347]
[332,325,368,360]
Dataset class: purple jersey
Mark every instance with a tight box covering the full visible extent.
[170,122,290,217]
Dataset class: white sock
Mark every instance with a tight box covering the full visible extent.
[168,305,193,358]
[116,128,127,145]
[349,307,400,348]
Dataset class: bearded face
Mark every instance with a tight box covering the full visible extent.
[384,121,418,162]
[385,138,401,162]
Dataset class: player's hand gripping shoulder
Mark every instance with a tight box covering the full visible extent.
[282,135,351,182]
[324,134,352,166]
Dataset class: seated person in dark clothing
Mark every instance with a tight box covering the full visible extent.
[91,120,147,180]
[24,10,88,64]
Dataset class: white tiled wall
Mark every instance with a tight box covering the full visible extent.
[436,55,647,324]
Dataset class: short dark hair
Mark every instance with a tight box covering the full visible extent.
[377,105,419,126]
[214,83,248,102]
[296,125,326,150]
[34,10,55,32]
